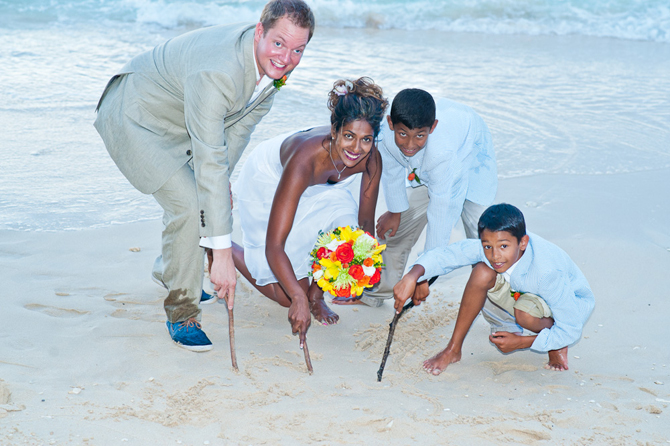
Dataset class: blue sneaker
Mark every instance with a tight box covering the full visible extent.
[166,319,213,352]
[200,289,217,305]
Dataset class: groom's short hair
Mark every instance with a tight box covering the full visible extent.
[260,0,316,41]
[389,88,436,129]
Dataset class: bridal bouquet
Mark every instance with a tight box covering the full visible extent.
[309,226,386,298]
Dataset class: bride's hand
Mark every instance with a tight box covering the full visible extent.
[288,296,311,347]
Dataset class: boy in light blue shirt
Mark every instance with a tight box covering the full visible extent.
[394,203,595,373]
[333,88,497,307]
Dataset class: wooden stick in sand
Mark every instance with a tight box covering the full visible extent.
[377,301,414,382]
[377,276,438,382]
[226,301,239,372]
[207,248,238,371]
[302,339,313,375]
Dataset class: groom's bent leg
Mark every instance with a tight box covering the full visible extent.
[360,186,429,307]
[152,163,204,323]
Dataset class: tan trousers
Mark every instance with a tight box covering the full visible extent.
[481,274,552,334]
[360,186,485,307]
[151,163,205,323]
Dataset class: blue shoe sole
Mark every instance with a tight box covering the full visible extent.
[165,324,213,352]
[200,289,218,305]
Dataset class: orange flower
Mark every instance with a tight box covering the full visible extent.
[363,258,374,267]
[349,264,365,280]
[335,285,351,298]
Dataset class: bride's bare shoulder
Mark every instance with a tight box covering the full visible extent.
[281,126,330,162]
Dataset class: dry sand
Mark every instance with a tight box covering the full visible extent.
[2,169,669,445]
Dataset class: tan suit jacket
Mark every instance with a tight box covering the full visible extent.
[94,23,278,237]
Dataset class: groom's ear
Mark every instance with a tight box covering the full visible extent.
[254,22,265,44]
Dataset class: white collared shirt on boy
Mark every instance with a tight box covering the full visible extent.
[378,98,497,252]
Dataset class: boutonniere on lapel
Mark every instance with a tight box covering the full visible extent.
[408,168,421,184]
[273,75,287,90]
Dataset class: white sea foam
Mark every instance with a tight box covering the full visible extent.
[1,0,669,42]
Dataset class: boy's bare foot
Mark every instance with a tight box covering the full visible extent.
[544,346,569,371]
[423,348,462,375]
[309,298,339,325]
[331,296,366,305]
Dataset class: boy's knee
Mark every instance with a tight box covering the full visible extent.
[513,308,552,332]
[472,262,497,289]
[514,308,535,327]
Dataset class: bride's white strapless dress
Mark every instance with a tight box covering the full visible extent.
[233,131,359,286]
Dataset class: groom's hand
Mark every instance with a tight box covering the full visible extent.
[210,248,236,309]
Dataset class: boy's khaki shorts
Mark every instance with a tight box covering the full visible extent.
[486,274,552,319]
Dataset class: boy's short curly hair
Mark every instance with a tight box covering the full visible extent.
[478,203,527,242]
[389,88,436,129]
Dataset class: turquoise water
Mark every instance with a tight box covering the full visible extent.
[1,1,669,230]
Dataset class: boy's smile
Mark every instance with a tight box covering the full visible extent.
[480,229,529,273]
[387,116,438,158]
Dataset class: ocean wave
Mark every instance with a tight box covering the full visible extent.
[1,0,668,43]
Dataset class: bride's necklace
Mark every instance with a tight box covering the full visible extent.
[329,139,347,179]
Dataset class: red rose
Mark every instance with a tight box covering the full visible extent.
[369,268,381,285]
[316,247,329,259]
[349,264,365,280]
[335,243,355,263]
[335,285,352,298]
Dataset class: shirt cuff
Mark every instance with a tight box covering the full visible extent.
[200,234,232,250]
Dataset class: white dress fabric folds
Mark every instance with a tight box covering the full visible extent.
[233,131,359,286]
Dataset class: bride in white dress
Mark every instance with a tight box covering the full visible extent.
[231,77,388,344]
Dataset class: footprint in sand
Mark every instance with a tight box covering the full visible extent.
[484,360,538,375]
[105,293,163,322]
[24,304,88,318]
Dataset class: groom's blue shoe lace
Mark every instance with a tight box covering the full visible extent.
[166,319,213,352]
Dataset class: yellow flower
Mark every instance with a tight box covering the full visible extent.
[318,278,333,292]
[339,226,355,242]
[320,258,342,280]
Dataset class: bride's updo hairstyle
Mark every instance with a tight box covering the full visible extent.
[327,77,388,138]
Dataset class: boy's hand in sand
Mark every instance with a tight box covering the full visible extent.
[288,297,311,348]
[210,248,236,309]
[489,331,533,353]
[393,265,426,313]
[376,211,401,240]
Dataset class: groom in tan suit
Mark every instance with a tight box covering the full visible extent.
[94,0,315,351]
